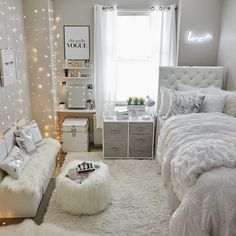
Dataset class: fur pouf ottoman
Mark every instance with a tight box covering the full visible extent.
[56,160,111,215]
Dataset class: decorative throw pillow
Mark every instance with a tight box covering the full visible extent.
[223,92,236,117]
[29,121,45,147]
[0,138,8,162]
[15,120,45,148]
[199,94,227,113]
[15,130,37,154]
[165,90,205,119]
[158,87,197,116]
[0,146,30,179]
[158,87,172,116]
[0,139,8,181]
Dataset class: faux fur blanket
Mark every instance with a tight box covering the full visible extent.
[0,138,60,201]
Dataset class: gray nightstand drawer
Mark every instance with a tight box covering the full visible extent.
[104,123,128,141]
[129,135,152,157]
[104,142,128,157]
[129,123,153,135]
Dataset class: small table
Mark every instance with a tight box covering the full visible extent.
[56,160,111,215]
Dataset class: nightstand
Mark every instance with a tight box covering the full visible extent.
[103,116,155,159]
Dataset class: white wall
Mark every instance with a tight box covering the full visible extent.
[217,0,236,90]
[178,0,222,66]
[0,0,31,135]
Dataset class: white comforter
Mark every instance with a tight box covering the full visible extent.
[157,112,236,236]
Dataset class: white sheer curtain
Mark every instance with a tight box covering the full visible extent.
[150,5,176,67]
[94,5,118,128]
[150,5,176,112]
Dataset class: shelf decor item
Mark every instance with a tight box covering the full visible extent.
[0,49,17,87]
[64,25,90,60]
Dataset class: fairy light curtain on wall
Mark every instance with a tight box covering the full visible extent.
[0,0,31,135]
[23,0,58,138]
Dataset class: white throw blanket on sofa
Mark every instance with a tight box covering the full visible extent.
[157,112,236,236]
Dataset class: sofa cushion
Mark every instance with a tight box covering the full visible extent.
[16,121,45,148]
[0,138,7,161]
[0,146,30,179]
[15,129,37,154]
[4,127,16,154]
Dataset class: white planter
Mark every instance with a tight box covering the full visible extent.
[127,105,146,111]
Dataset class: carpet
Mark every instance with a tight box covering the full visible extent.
[43,152,170,236]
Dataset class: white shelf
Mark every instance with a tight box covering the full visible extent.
[56,108,96,113]
[62,67,93,70]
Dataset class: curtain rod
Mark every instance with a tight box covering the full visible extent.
[102,5,178,11]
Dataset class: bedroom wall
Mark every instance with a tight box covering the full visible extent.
[23,0,57,137]
[217,0,236,91]
[53,0,178,103]
[178,0,223,66]
[0,0,31,135]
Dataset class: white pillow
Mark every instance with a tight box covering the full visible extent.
[4,127,15,154]
[15,130,37,154]
[223,92,236,117]
[158,87,197,116]
[0,146,30,179]
[165,90,205,119]
[0,138,8,162]
[16,120,45,148]
[0,139,8,181]
[199,94,227,113]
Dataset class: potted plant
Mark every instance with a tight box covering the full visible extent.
[127,96,146,115]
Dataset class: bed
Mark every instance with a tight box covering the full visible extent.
[156,66,236,236]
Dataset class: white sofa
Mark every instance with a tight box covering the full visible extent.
[0,127,60,218]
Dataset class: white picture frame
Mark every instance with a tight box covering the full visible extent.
[64,25,90,60]
[0,49,17,87]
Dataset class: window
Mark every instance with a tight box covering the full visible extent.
[116,14,155,103]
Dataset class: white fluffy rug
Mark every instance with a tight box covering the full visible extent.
[0,219,95,236]
[43,153,170,236]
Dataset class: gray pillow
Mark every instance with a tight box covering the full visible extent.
[166,90,205,119]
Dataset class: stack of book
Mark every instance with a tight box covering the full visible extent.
[116,111,129,120]
[67,162,98,184]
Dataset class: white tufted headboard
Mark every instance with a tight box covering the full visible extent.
[159,66,225,89]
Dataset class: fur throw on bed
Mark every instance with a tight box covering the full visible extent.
[0,220,96,236]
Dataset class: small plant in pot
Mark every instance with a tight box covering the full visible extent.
[127,96,146,116]
[127,97,133,105]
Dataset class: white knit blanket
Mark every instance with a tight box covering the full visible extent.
[157,112,236,236]
[171,138,236,189]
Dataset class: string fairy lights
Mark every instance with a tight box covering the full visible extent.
[0,0,29,136]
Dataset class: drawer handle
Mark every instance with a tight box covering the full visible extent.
[111,147,120,152]
[111,129,120,135]
[136,138,145,142]
[137,127,144,132]
[136,150,144,154]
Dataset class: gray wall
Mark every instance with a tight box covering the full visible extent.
[217,0,236,90]
[0,0,31,135]
[178,0,222,66]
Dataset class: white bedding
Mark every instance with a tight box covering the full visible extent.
[157,112,236,236]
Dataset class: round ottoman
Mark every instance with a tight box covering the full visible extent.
[56,160,111,215]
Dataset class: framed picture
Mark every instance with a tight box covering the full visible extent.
[63,25,90,60]
[0,49,17,87]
